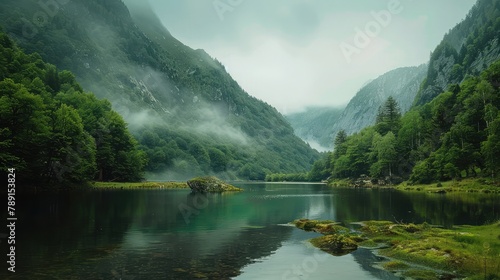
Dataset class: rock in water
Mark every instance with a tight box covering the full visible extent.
[187,176,242,193]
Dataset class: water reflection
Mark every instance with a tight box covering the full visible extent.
[0,184,498,279]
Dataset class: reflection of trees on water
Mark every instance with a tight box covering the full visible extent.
[6,187,312,279]
[321,189,499,227]
[351,249,400,280]
[5,185,498,279]
[8,190,143,279]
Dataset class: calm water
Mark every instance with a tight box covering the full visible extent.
[1,183,499,279]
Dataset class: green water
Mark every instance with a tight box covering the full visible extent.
[1,183,498,279]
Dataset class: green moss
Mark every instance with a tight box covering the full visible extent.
[292,219,338,232]
[92,181,188,189]
[395,178,500,193]
[292,218,500,279]
[310,234,358,256]
[358,239,378,248]
[402,269,439,280]
[382,261,409,271]
[187,176,242,192]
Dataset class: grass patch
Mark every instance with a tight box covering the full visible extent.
[292,219,500,279]
[92,181,188,189]
[327,178,354,188]
[396,178,500,193]
[382,260,409,271]
[292,219,338,231]
[310,234,358,256]
[401,269,438,280]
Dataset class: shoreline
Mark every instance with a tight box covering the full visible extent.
[91,181,189,190]
[326,178,500,194]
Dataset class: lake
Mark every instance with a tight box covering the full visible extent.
[1,183,499,279]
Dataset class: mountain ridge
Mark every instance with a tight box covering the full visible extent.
[287,65,427,149]
[0,0,320,180]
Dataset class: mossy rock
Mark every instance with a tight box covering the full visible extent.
[292,219,338,232]
[314,223,350,235]
[187,176,242,193]
[311,234,358,256]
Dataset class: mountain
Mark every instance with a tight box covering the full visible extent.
[414,0,500,106]
[309,59,500,184]
[291,0,500,148]
[287,65,426,150]
[333,65,427,137]
[0,0,320,180]
[305,0,500,184]
[285,107,344,151]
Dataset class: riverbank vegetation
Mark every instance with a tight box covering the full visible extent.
[305,60,500,190]
[292,219,500,279]
[395,178,500,193]
[92,181,188,190]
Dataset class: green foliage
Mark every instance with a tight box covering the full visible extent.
[265,172,309,182]
[0,31,145,188]
[414,0,500,106]
[208,148,227,173]
[310,60,500,184]
[370,131,397,178]
[0,0,320,181]
[375,96,402,136]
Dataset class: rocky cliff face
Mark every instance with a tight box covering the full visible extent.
[332,65,427,136]
[414,0,500,106]
[286,65,427,149]
[286,0,500,151]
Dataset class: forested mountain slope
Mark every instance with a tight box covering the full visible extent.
[311,60,500,184]
[414,0,500,106]
[0,0,319,180]
[0,30,145,188]
[287,65,426,150]
[304,0,500,184]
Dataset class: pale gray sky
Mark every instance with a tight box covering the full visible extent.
[149,0,476,114]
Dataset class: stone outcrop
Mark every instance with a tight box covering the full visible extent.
[187,176,242,193]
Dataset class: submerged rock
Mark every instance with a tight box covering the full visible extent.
[187,176,242,193]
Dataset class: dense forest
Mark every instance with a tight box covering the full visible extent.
[0,30,146,188]
[0,0,320,181]
[301,60,500,184]
[266,0,500,184]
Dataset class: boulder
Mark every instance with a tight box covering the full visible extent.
[187,176,242,193]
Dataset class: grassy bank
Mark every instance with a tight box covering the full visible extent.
[327,178,500,194]
[292,219,500,279]
[91,181,189,190]
[395,178,500,194]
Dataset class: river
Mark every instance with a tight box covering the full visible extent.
[1,182,498,279]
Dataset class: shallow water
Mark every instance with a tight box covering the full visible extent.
[1,183,498,279]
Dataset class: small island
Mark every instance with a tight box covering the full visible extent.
[187,176,242,193]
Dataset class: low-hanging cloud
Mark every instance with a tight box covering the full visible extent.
[148,0,476,114]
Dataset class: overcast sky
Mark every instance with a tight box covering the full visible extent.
[148,0,476,114]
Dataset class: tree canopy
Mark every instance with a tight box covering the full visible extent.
[306,60,500,184]
[0,31,146,189]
